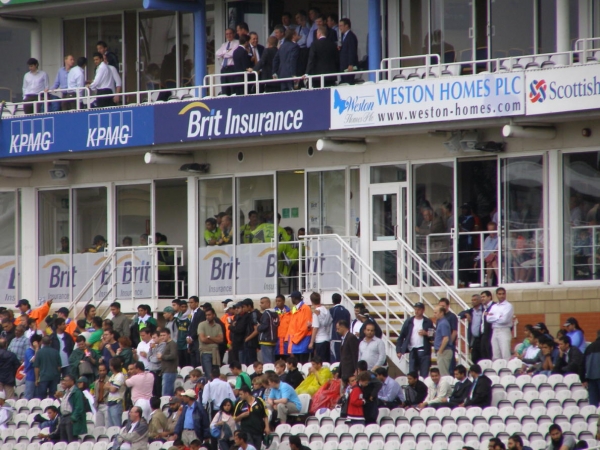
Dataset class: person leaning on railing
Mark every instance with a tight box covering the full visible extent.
[22,57,49,115]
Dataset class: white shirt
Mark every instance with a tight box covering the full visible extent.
[137,340,151,369]
[216,39,239,67]
[523,345,540,360]
[409,318,425,350]
[424,378,452,404]
[358,336,386,369]
[120,421,138,450]
[67,66,85,93]
[250,45,260,62]
[82,389,97,415]
[89,62,114,91]
[312,306,332,344]
[22,70,49,98]
[486,300,514,328]
[108,64,122,90]
[351,319,362,336]
[56,333,69,368]
[202,378,235,410]
[0,406,12,429]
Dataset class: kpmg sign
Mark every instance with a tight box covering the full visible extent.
[0,106,154,157]
[330,73,525,129]
[525,65,600,115]
[153,90,330,144]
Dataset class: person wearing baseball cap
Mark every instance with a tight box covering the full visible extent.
[395,302,434,378]
[173,388,210,446]
[285,291,312,362]
[563,317,586,353]
[56,307,77,337]
[220,301,234,361]
[16,298,52,328]
[163,306,178,338]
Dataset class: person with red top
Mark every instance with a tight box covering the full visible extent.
[347,371,371,426]
[286,291,312,363]
[16,299,52,327]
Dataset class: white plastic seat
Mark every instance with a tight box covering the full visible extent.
[289,394,310,418]
[276,424,291,437]
[420,407,436,420]
[539,390,555,402]
[564,374,581,386]
[492,359,508,372]
[572,389,589,401]
[149,443,162,450]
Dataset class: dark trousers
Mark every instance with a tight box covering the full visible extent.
[314,342,330,363]
[178,349,190,368]
[152,371,162,397]
[35,379,58,400]
[23,94,40,114]
[470,336,482,364]
[241,347,257,365]
[588,378,600,407]
[221,66,236,95]
[340,74,355,85]
[296,353,309,364]
[409,347,431,378]
[480,333,492,360]
[93,88,114,108]
[189,341,200,368]
[330,341,341,363]
[248,434,263,450]
[59,415,75,443]
[229,347,240,365]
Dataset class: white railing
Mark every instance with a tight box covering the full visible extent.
[300,234,415,369]
[569,224,600,280]
[397,237,472,367]
[70,244,184,319]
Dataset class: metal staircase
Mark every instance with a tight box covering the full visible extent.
[301,234,472,371]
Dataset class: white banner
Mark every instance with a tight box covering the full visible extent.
[0,256,16,305]
[525,65,600,115]
[38,249,153,303]
[330,73,525,129]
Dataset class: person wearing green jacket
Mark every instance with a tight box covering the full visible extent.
[57,374,87,441]
[69,335,99,381]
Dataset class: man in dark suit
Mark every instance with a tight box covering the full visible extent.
[463,364,492,408]
[306,25,339,88]
[432,364,473,409]
[338,18,358,85]
[249,36,278,92]
[460,293,484,364]
[337,319,358,382]
[273,28,299,91]
[311,15,338,45]
[232,35,252,95]
[186,296,206,368]
[396,302,434,378]
[480,290,495,360]
[248,32,265,65]
[553,335,585,379]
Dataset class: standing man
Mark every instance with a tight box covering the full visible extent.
[94,364,109,427]
[110,302,131,339]
[274,295,291,359]
[8,325,29,362]
[49,318,74,376]
[0,338,20,398]
[113,406,149,450]
[162,307,178,341]
[22,58,49,114]
[286,291,313,363]
[126,362,155,420]
[216,28,240,96]
[175,300,191,368]
[58,374,87,442]
[584,330,600,407]
[248,32,264,66]
[439,298,458,372]
[87,52,114,108]
[136,327,153,370]
[358,322,386,370]
[465,294,483,363]
[338,18,358,84]
[486,287,514,360]
[16,298,52,327]
[159,328,178,396]
[198,308,223,377]
[257,297,279,364]
[273,29,300,92]
[174,389,210,447]
[308,292,332,362]
[96,40,119,69]
[337,320,359,382]
[187,296,205,368]
[232,35,252,95]
[56,307,78,337]
[306,7,321,48]
[49,55,75,111]
[202,367,235,417]
[329,293,351,363]
[433,306,453,376]
[480,290,495,360]
[396,302,434,378]
[242,299,261,365]
[306,26,339,88]
[233,385,269,450]
[65,57,86,110]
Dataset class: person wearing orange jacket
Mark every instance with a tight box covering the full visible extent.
[286,291,313,363]
[274,294,290,358]
[16,299,52,327]
[220,299,234,347]
[57,307,77,336]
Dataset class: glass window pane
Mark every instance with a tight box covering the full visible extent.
[139,12,177,91]
[413,162,454,284]
[199,178,233,246]
[501,156,545,283]
[400,0,429,57]
[116,185,151,247]
[372,194,397,241]
[373,250,397,285]
[74,187,107,253]
[431,0,470,63]
[0,193,16,257]
[539,0,556,53]
[307,170,346,235]
[341,0,368,59]
[563,152,600,281]
[86,15,122,68]
[370,164,407,183]
[181,13,195,86]
[350,168,360,237]
[63,19,85,64]
[491,0,534,58]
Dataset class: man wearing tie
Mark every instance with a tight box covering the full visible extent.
[480,290,495,360]
[186,296,206,368]
[232,35,252,95]
[216,28,239,95]
[338,18,358,85]
[248,32,264,67]
[462,294,484,363]
[463,364,492,408]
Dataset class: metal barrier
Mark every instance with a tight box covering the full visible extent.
[70,244,184,318]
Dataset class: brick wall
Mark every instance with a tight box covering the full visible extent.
[514,313,546,344]
[559,312,600,341]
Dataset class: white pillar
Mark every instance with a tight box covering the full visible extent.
[186,176,198,297]
[556,0,570,52]
[547,150,562,286]
[20,188,38,302]
[30,25,41,60]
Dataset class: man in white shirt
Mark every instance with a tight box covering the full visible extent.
[136,328,152,369]
[22,57,49,114]
[419,367,452,408]
[202,366,235,417]
[358,323,386,370]
[309,292,332,362]
[65,56,87,110]
[88,52,114,107]
[485,287,514,361]
[215,28,239,95]
[248,32,263,65]
[113,406,149,450]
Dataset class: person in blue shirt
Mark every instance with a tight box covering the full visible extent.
[564,317,586,353]
[49,55,74,112]
[433,306,453,376]
[24,334,42,399]
[266,372,302,425]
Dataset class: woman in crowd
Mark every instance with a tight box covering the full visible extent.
[211,398,236,450]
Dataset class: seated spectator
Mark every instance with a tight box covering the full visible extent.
[375,367,404,408]
[249,361,263,381]
[274,359,286,378]
[295,356,332,396]
[251,375,266,400]
[419,367,452,409]
[37,405,60,442]
[346,371,371,426]
[547,424,577,450]
[267,372,301,425]
[289,434,311,450]
[508,434,533,450]
[514,324,534,357]
[527,337,558,375]
[553,335,585,378]
[204,218,221,246]
[112,406,149,450]
[229,362,251,397]
[210,398,235,450]
[432,364,472,409]
[402,371,428,408]
[233,431,256,450]
[518,330,542,370]
[309,369,342,414]
[564,317,587,352]
[463,364,492,408]
[281,356,304,389]
[533,322,554,341]
[148,396,168,442]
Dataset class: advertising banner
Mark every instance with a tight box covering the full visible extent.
[0,256,16,305]
[330,73,525,130]
[38,250,153,303]
[0,106,154,158]
[525,65,600,115]
[154,90,330,144]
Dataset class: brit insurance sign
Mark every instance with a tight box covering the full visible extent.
[525,65,600,115]
[330,73,525,130]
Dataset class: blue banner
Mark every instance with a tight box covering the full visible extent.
[0,106,154,158]
[153,90,330,144]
